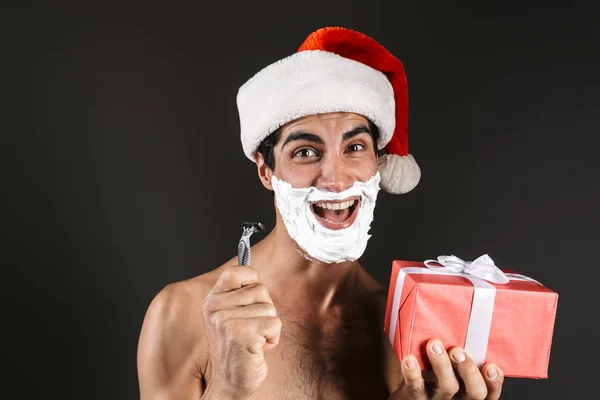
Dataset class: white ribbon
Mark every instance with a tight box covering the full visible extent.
[424,254,509,284]
[388,255,540,367]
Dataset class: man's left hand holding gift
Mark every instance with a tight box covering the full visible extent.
[391,339,504,400]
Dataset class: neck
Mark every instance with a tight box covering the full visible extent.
[250,221,360,308]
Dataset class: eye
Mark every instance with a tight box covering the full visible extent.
[346,143,366,153]
[293,148,318,158]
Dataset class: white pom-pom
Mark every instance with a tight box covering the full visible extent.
[378,153,421,194]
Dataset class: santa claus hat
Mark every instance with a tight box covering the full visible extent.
[236,26,421,194]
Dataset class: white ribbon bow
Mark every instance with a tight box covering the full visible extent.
[424,254,510,284]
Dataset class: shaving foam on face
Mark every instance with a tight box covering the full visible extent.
[271,172,381,264]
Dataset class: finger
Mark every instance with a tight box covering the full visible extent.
[448,347,488,400]
[210,266,260,294]
[481,364,504,400]
[207,283,274,311]
[400,355,427,400]
[425,339,460,399]
[239,316,282,354]
[209,302,277,326]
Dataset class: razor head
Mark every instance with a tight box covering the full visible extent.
[240,221,265,234]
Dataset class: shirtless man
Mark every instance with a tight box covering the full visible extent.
[137,27,505,399]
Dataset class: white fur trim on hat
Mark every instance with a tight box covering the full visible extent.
[378,153,421,194]
[237,50,395,160]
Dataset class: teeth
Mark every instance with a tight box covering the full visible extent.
[314,200,356,210]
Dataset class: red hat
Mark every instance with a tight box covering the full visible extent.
[237,27,421,194]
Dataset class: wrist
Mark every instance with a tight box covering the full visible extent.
[202,382,252,400]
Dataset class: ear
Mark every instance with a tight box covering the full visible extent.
[253,152,274,190]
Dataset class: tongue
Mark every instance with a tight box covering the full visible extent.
[322,208,350,223]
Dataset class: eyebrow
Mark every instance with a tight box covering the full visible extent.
[342,126,371,142]
[281,125,371,150]
[281,132,324,150]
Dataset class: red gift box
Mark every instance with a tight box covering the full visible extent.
[383,257,558,379]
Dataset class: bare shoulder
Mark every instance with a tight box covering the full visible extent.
[136,259,236,398]
[144,261,232,328]
[358,265,388,331]
[355,264,390,320]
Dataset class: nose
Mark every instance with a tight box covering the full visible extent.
[315,152,355,193]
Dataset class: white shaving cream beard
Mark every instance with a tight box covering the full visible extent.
[271,172,381,264]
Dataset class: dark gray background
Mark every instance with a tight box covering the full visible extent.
[2,2,598,399]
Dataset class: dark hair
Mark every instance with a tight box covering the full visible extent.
[256,119,381,170]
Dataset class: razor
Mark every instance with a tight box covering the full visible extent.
[237,222,264,266]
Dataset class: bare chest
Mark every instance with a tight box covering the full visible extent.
[251,307,392,400]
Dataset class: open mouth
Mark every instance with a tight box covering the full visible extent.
[310,196,361,230]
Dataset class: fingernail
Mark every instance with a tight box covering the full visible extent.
[452,348,466,362]
[432,341,443,355]
[487,366,499,380]
[405,355,416,370]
